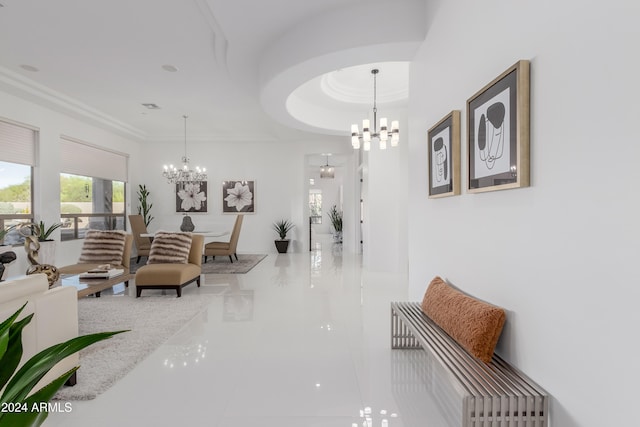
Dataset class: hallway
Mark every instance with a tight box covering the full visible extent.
[45,237,448,426]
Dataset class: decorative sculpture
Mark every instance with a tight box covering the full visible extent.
[180,215,195,232]
[20,222,60,287]
[0,251,17,281]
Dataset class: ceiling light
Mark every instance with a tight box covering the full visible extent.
[320,155,334,179]
[350,69,399,151]
[142,103,161,109]
[162,115,207,187]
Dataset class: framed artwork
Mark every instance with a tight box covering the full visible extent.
[176,181,208,212]
[428,110,461,198]
[467,60,530,193]
[222,180,255,213]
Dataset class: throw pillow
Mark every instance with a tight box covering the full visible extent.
[421,276,506,363]
[78,230,127,265]
[147,231,192,264]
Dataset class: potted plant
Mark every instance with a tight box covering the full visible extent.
[0,224,16,246]
[19,221,62,266]
[327,205,343,243]
[0,303,125,426]
[137,184,154,227]
[32,221,63,242]
[272,219,294,253]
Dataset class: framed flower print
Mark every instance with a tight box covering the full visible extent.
[176,181,207,212]
[222,180,255,213]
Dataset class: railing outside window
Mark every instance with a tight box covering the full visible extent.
[60,213,126,241]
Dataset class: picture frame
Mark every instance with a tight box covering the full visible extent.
[467,60,530,193]
[428,110,461,198]
[222,180,255,213]
[175,181,208,213]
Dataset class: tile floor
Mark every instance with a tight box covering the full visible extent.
[44,236,450,427]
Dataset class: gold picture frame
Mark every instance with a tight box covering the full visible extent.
[428,110,461,198]
[467,60,530,193]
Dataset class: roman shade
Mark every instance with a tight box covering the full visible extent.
[0,118,37,166]
[60,136,128,182]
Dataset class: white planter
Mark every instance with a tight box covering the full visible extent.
[37,240,57,265]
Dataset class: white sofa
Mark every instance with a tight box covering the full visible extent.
[0,274,79,391]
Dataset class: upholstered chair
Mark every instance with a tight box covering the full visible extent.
[203,215,243,263]
[128,214,152,264]
[134,233,204,298]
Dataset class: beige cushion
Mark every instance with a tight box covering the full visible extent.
[135,263,201,286]
[421,276,506,363]
[147,232,192,264]
[78,230,126,265]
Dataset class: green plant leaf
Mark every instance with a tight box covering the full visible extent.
[0,315,33,391]
[0,367,78,427]
[0,303,27,361]
[1,331,126,405]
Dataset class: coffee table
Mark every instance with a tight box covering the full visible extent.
[60,273,134,298]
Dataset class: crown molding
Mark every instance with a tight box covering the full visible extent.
[0,66,147,141]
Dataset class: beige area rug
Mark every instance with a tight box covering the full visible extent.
[54,292,214,400]
[129,254,266,274]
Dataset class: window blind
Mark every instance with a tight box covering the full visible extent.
[0,118,37,166]
[60,136,128,182]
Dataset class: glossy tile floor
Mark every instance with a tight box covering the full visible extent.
[45,235,451,427]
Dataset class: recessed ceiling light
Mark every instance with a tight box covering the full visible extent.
[142,103,161,109]
[162,64,178,72]
[20,64,39,72]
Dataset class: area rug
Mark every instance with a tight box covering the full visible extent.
[129,254,266,274]
[54,292,214,400]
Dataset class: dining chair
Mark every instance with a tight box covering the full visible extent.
[128,214,152,264]
[203,215,243,263]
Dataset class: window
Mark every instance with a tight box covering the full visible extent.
[60,174,126,240]
[309,189,322,224]
[59,137,128,240]
[0,119,36,245]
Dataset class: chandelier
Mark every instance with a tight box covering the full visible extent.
[162,115,207,185]
[350,69,399,151]
[320,155,334,179]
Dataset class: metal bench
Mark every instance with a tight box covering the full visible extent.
[391,302,549,426]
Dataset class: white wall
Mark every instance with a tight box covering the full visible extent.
[0,90,142,276]
[408,1,640,426]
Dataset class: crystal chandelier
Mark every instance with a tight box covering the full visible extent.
[350,69,399,151]
[162,115,207,185]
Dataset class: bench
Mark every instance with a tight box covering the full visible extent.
[391,301,549,426]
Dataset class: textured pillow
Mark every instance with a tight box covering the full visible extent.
[78,230,127,265]
[147,232,192,264]
[421,276,506,363]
